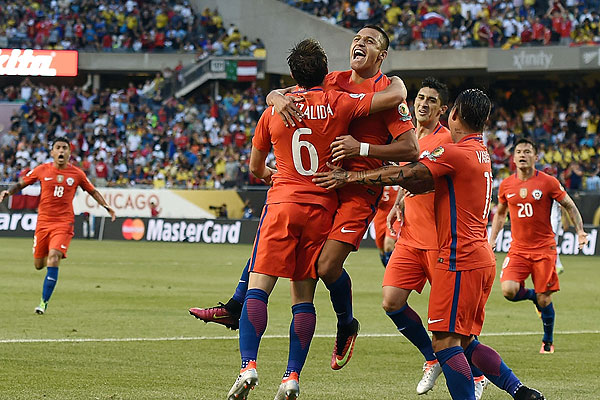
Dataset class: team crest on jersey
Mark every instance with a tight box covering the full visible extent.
[426,146,445,161]
[57,175,64,183]
[532,189,542,200]
[349,93,366,100]
[66,177,74,186]
[519,188,527,199]
[397,103,412,121]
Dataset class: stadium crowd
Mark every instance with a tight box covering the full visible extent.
[0,79,599,192]
[284,0,600,50]
[0,2,263,56]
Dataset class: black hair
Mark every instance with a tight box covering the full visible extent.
[51,137,70,148]
[421,77,449,106]
[453,89,491,133]
[287,38,328,89]
[514,137,538,152]
[362,25,390,50]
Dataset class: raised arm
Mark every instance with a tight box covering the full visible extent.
[265,86,304,128]
[313,161,434,194]
[0,179,29,203]
[558,194,588,249]
[89,189,116,221]
[488,201,508,249]
[368,76,407,114]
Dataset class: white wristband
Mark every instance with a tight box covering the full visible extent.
[359,142,370,157]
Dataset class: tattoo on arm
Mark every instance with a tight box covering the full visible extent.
[8,182,24,195]
[355,162,433,193]
[561,195,584,231]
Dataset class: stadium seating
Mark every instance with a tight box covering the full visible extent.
[282,0,600,50]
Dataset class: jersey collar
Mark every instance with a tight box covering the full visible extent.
[291,86,324,94]
[459,133,483,143]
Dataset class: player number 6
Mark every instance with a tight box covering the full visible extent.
[292,128,319,176]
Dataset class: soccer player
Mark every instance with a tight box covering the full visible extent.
[314,89,545,400]
[226,38,408,400]
[0,138,115,314]
[372,184,400,267]
[488,138,588,354]
[191,25,418,371]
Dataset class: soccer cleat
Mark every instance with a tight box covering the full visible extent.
[227,361,258,400]
[330,318,360,370]
[34,299,48,315]
[555,264,564,275]
[514,385,545,400]
[474,375,489,400]
[416,360,443,394]
[539,342,554,354]
[189,302,240,330]
[274,372,300,400]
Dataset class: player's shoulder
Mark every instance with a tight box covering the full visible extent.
[324,70,350,90]
[372,72,391,89]
[499,174,515,189]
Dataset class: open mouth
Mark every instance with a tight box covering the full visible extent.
[417,108,429,116]
[352,48,366,60]
[57,155,65,161]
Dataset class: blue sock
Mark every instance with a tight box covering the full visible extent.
[436,346,475,400]
[509,286,536,303]
[284,302,316,378]
[540,302,555,343]
[232,259,250,305]
[42,267,59,302]
[379,251,393,267]
[465,339,522,396]
[325,269,353,326]
[239,288,269,368]
[386,304,435,361]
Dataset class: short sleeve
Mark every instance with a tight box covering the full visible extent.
[251,109,272,153]
[418,144,458,179]
[382,101,415,139]
[78,169,96,193]
[547,175,567,202]
[498,180,508,204]
[336,91,375,121]
[21,165,41,186]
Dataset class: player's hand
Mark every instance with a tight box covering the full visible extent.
[331,135,360,162]
[261,167,276,186]
[577,231,589,250]
[386,204,403,235]
[489,237,497,251]
[269,91,304,128]
[312,163,353,190]
[0,190,8,203]
[106,206,116,222]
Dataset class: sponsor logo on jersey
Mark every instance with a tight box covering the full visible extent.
[506,193,516,198]
[397,102,412,121]
[519,188,528,199]
[56,174,64,183]
[66,177,74,186]
[532,189,542,200]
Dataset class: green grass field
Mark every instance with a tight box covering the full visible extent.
[0,237,598,400]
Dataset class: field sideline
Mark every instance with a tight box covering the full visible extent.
[0,238,598,399]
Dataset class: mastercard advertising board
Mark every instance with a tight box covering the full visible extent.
[0,49,78,77]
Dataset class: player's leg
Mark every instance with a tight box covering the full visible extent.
[275,278,318,400]
[530,253,559,354]
[32,228,64,315]
[500,253,537,304]
[189,258,249,330]
[381,236,395,267]
[228,272,277,400]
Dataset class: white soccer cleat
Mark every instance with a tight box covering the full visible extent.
[227,362,258,400]
[474,375,489,400]
[417,360,443,394]
[274,372,299,400]
[34,299,48,315]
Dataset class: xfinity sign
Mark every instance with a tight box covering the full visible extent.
[0,49,78,76]
[488,48,579,72]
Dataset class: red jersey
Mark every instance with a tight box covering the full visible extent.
[378,185,400,214]
[420,134,495,271]
[22,163,96,226]
[400,123,452,250]
[498,170,567,254]
[323,70,414,172]
[253,87,374,210]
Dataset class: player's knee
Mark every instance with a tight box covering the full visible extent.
[47,254,61,267]
[316,256,342,283]
[381,297,404,313]
[501,285,518,300]
[536,294,552,308]
[33,259,45,270]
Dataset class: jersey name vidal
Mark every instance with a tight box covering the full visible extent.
[499,170,567,253]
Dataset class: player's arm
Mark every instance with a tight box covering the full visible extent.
[249,146,276,186]
[331,129,418,163]
[313,161,433,194]
[386,189,405,235]
[89,189,116,221]
[368,76,407,114]
[558,194,588,249]
[0,179,29,203]
[266,86,305,128]
[488,201,509,250]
